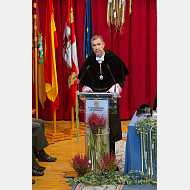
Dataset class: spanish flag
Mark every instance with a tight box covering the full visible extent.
[44,0,59,111]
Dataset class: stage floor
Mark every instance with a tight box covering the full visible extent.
[32,120,130,190]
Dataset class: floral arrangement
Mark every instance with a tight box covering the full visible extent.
[67,117,157,186]
[85,112,107,170]
[86,112,106,134]
[69,153,90,177]
[100,152,121,172]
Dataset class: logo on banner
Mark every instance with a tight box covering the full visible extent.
[68,72,77,89]
[94,100,98,107]
[63,34,71,55]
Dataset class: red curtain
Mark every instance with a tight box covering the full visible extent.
[32,0,157,120]
[128,0,157,117]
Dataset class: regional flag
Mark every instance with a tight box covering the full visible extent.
[32,0,46,109]
[36,0,46,109]
[37,30,46,109]
[62,0,79,108]
[44,0,59,111]
[83,0,93,61]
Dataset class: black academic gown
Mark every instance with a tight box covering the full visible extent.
[78,50,130,143]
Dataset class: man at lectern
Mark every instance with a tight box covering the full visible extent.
[78,35,129,156]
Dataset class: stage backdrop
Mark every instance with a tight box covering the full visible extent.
[32,0,157,121]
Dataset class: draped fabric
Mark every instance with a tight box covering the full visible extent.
[32,0,157,120]
[83,0,93,61]
[62,0,79,108]
[44,0,59,111]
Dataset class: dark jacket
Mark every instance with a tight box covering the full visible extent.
[78,50,129,143]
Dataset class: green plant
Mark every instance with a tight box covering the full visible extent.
[99,152,121,172]
[66,170,157,186]
[135,118,157,139]
[69,153,90,177]
[135,118,157,179]
[86,112,108,171]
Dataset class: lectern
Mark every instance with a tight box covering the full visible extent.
[79,92,118,171]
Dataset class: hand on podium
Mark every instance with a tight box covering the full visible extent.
[106,84,122,94]
[82,86,93,92]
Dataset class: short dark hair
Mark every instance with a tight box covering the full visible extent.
[91,35,104,44]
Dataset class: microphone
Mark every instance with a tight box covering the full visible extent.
[77,65,90,92]
[106,64,116,93]
[78,65,90,84]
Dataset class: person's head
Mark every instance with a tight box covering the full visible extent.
[91,35,105,58]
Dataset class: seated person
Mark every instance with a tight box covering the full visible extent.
[32,148,45,177]
[32,118,57,162]
[32,131,44,178]
[32,148,46,172]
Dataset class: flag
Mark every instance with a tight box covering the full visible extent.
[32,0,46,109]
[62,0,79,108]
[44,0,59,111]
[83,0,93,61]
[37,30,46,108]
[36,0,46,108]
[32,0,36,83]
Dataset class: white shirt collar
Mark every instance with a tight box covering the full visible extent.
[96,52,105,62]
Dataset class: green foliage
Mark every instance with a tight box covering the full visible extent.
[135,118,157,141]
[87,128,108,171]
[135,118,157,179]
[101,132,107,155]
[66,170,157,187]
[97,128,101,164]
[100,152,121,172]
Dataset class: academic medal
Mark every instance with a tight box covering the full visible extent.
[99,62,103,80]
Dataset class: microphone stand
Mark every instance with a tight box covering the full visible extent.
[76,64,90,143]
[106,64,116,95]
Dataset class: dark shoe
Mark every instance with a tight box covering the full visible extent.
[33,147,39,159]
[38,154,57,162]
[32,180,35,184]
[32,169,44,176]
[32,165,46,172]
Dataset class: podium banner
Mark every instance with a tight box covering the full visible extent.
[86,99,108,113]
[79,92,118,114]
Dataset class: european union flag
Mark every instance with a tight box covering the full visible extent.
[83,0,93,61]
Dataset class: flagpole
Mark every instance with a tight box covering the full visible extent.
[76,84,80,143]
[70,106,77,140]
[46,109,64,142]
[44,0,64,143]
[53,110,56,133]
[71,107,74,129]
[33,2,38,119]
[62,0,79,138]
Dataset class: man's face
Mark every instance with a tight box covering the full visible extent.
[91,38,105,58]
